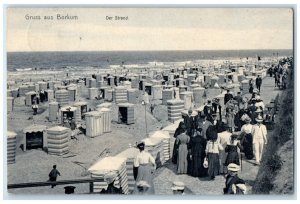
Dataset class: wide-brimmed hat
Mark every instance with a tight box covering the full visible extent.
[232,100,238,105]
[253,88,259,94]
[228,163,240,172]
[245,116,251,123]
[256,115,264,122]
[171,181,185,191]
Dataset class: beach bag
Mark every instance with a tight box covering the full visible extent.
[203,157,208,168]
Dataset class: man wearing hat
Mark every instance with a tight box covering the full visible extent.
[251,115,267,165]
[212,98,222,120]
[224,90,234,105]
[255,75,262,92]
[212,113,225,133]
[234,92,243,110]
[223,163,246,194]
[203,100,213,122]
[255,96,265,111]
[184,108,195,137]
[201,116,213,140]
[248,100,257,124]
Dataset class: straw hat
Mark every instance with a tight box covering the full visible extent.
[256,115,264,122]
[253,88,259,94]
[171,181,185,191]
[245,116,251,123]
[228,163,240,172]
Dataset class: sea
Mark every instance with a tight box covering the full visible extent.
[7,49,293,71]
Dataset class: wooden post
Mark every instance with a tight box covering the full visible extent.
[89,182,94,193]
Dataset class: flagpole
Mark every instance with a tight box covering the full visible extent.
[142,100,148,137]
[144,102,148,137]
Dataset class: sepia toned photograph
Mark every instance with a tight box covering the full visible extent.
[5,6,294,197]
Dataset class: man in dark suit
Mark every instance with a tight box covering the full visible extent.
[255,75,262,92]
[211,113,225,133]
[184,109,195,136]
[224,90,233,105]
[234,92,243,110]
[203,100,213,122]
[212,98,222,120]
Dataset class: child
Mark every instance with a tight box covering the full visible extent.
[224,163,246,194]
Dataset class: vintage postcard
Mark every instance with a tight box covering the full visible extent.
[5,7,294,197]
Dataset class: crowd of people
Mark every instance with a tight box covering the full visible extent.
[168,67,291,194]
[268,58,291,89]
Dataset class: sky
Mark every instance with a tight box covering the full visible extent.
[6,7,294,51]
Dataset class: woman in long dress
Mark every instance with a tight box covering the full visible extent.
[134,142,156,194]
[176,131,190,174]
[240,116,254,160]
[172,122,186,164]
[189,128,207,177]
[226,107,235,132]
[205,128,223,180]
[224,134,243,166]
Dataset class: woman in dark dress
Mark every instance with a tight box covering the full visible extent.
[172,122,186,164]
[188,128,207,177]
[224,134,243,166]
[240,117,254,160]
[205,126,223,180]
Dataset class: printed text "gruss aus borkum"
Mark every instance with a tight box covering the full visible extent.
[25,14,78,20]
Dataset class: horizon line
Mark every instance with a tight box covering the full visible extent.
[7,48,293,53]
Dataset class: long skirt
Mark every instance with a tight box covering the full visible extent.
[177,144,188,174]
[172,142,179,164]
[190,155,207,177]
[134,164,154,194]
[224,151,240,166]
[207,153,220,178]
[242,133,254,160]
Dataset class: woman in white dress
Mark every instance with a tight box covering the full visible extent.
[134,142,156,194]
